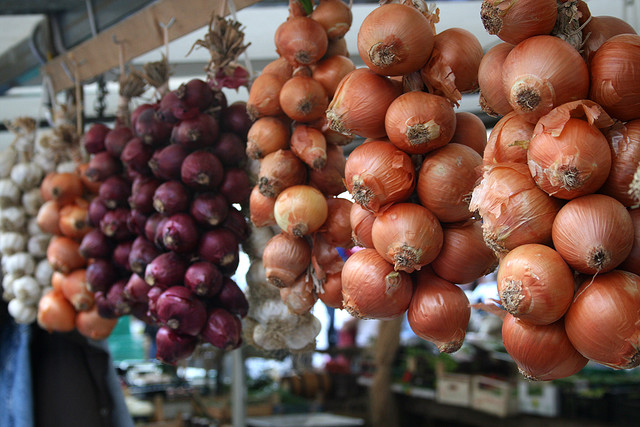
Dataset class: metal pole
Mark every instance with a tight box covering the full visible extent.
[231,347,247,427]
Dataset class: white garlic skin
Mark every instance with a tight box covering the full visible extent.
[22,188,44,216]
[35,259,53,287]
[0,206,27,231]
[0,147,18,178]
[2,273,19,300]
[11,163,44,191]
[0,231,27,255]
[0,179,21,208]
[8,298,37,324]
[2,252,36,276]
[27,217,42,236]
[12,276,41,305]
[56,161,77,174]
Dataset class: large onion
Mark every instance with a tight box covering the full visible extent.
[477,42,514,117]
[480,0,557,45]
[582,15,637,63]
[483,111,534,165]
[274,185,328,237]
[262,233,311,288]
[620,208,640,275]
[600,120,640,207]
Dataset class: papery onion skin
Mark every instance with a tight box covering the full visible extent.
[478,42,514,117]
[262,232,311,288]
[246,117,291,160]
[582,16,637,63]
[565,270,640,369]
[341,248,413,320]
[619,208,640,275]
[449,112,487,156]
[312,55,356,97]
[469,163,562,255]
[431,220,498,285]
[407,268,470,353]
[552,194,634,274]
[589,34,640,121]
[528,118,612,200]
[344,140,415,212]
[280,274,317,315]
[600,120,640,207]
[279,75,329,123]
[258,149,307,198]
[384,92,456,155]
[497,244,575,325]
[274,185,328,237]
[417,143,482,223]
[308,143,346,197]
[502,314,588,381]
[350,202,375,248]
[319,197,353,248]
[502,36,589,124]
[483,111,534,165]
[311,0,353,40]
[249,185,276,228]
[290,125,327,170]
[275,16,328,66]
[357,3,434,77]
[480,0,557,45]
[246,73,286,120]
[319,271,343,309]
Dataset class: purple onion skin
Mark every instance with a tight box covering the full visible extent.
[178,79,214,111]
[219,168,251,204]
[131,103,157,129]
[135,107,173,146]
[107,279,133,317]
[144,252,188,288]
[124,273,152,303]
[157,92,181,123]
[197,228,239,267]
[88,198,109,227]
[121,137,154,174]
[155,326,198,365]
[105,127,134,158]
[161,213,199,253]
[86,259,118,293]
[222,101,251,138]
[180,151,224,190]
[164,90,200,122]
[83,123,111,154]
[171,113,219,150]
[219,255,240,277]
[86,151,122,182]
[153,181,191,215]
[153,217,170,250]
[207,88,228,120]
[222,206,250,242]
[131,302,154,324]
[129,236,161,276]
[211,132,247,167]
[127,209,148,236]
[100,208,133,241]
[79,229,114,259]
[99,175,131,209]
[130,178,161,213]
[147,285,166,321]
[201,308,242,350]
[145,213,165,243]
[95,291,117,319]
[149,144,189,181]
[215,277,248,318]
[184,261,224,297]
[190,193,229,228]
[113,240,134,272]
[156,286,208,336]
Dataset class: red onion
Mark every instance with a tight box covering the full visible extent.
[221,101,252,138]
[131,103,156,129]
[130,303,154,324]
[201,308,242,350]
[149,144,189,181]
[124,273,152,303]
[158,91,192,123]
[153,181,190,215]
[211,132,247,167]
[155,326,198,365]
[215,277,248,318]
[197,228,239,267]
[134,107,173,146]
[99,175,131,209]
[113,240,133,272]
[180,151,224,190]
[121,137,154,174]
[83,123,110,154]
[219,256,240,277]
[177,78,214,111]
[104,127,134,158]
[88,197,109,227]
[94,291,117,319]
[144,251,188,288]
[171,113,219,150]
[129,178,161,214]
[161,213,199,253]
[79,229,113,259]
[147,285,166,321]
[221,206,250,242]
[85,151,122,182]
[127,209,148,236]
[106,279,132,317]
[86,259,118,293]
[144,213,166,243]
[184,261,223,297]
[156,286,207,336]
[100,208,133,241]
[190,193,229,227]
[129,236,161,276]
[152,216,170,249]
[219,168,251,204]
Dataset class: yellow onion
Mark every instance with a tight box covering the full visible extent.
[600,120,640,207]
[274,185,328,237]
[246,73,287,120]
[246,116,291,160]
[620,208,640,275]
[318,197,353,248]
[311,0,353,40]
[275,16,328,66]
[350,202,375,248]
[582,15,637,63]
[308,143,346,197]
[249,185,276,228]
[312,55,356,98]
[483,111,534,165]
[279,75,329,123]
[319,271,343,309]
[262,232,311,288]
[449,112,487,156]
[258,149,307,198]
[480,0,557,45]
[478,42,514,117]
[290,124,327,170]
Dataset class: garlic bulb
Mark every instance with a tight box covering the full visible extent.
[285,315,321,350]
[35,259,53,287]
[27,218,41,236]
[22,188,44,216]
[0,179,21,207]
[0,147,18,178]
[2,252,36,276]
[12,276,41,305]
[33,153,58,174]
[28,233,51,258]
[0,207,26,231]
[2,273,18,299]
[8,298,37,324]
[11,163,43,191]
[0,231,27,255]
[56,161,77,174]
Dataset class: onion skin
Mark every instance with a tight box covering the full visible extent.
[290,125,327,171]
[263,232,311,288]
[83,123,110,154]
[124,273,153,304]
[565,270,640,369]
[99,175,131,209]
[497,244,574,325]
[478,42,514,117]
[149,144,189,182]
[37,289,76,333]
[480,0,557,45]
[620,208,640,275]
[190,192,229,228]
[449,112,487,156]
[319,271,343,309]
[601,120,640,207]
[552,194,634,274]
[161,213,199,253]
[153,181,191,215]
[219,168,252,205]
[417,143,482,223]
[105,127,134,158]
[246,73,287,120]
[184,261,223,298]
[215,277,249,318]
[341,248,413,320]
[75,305,118,340]
[155,326,198,365]
[201,308,242,350]
[47,236,85,274]
[156,286,207,336]
[407,268,470,353]
[279,75,329,123]
[318,197,353,248]
[100,208,134,241]
[180,151,224,191]
[308,143,346,197]
[311,0,353,40]
[258,149,307,198]
[60,269,94,312]
[344,140,415,212]
[246,117,291,160]
[311,55,355,97]
[86,259,118,293]
[275,16,328,66]
[483,111,534,165]
[350,202,375,248]
[582,16,637,63]
[197,228,239,267]
[249,185,276,228]
[274,185,328,237]
[129,178,161,214]
[280,274,317,315]
[502,314,588,381]
[144,252,188,288]
[37,200,61,235]
[79,229,113,259]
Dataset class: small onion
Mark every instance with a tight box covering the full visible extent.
[319,271,343,309]
[86,259,118,293]
[600,120,640,207]
[149,144,189,181]
[75,305,118,340]
[280,274,317,315]
[201,308,242,350]
[311,55,355,97]
[215,277,249,318]
[190,192,229,228]
[156,286,207,336]
[350,202,375,248]
[47,236,85,274]
[155,327,198,365]
[258,149,307,198]
[197,228,239,267]
[483,111,534,165]
[279,75,328,123]
[565,270,640,369]
[274,185,328,237]
[318,197,353,248]
[184,261,223,297]
[308,143,346,197]
[480,0,557,45]
[37,289,76,333]
[180,151,224,190]
[249,185,276,228]
[290,125,327,170]
[275,15,328,66]
[311,0,353,40]
[407,268,470,353]
[311,233,344,281]
[263,232,311,288]
[246,73,287,120]
[60,269,94,312]
[145,252,188,288]
[246,117,291,160]
[502,314,587,381]
[449,112,487,156]
[552,194,634,274]
[477,42,514,117]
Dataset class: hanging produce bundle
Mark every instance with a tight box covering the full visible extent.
[472,0,640,379]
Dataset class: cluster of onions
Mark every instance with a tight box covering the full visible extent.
[472,1,640,379]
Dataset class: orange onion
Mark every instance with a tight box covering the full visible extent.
[36,200,62,235]
[311,0,352,40]
[502,314,588,381]
[469,163,562,255]
[37,289,76,333]
[318,197,353,248]
[279,75,329,122]
[431,220,497,285]
[324,36,349,58]
[357,3,434,76]
[258,149,307,198]
[497,244,574,325]
[274,185,328,237]
[60,268,94,312]
[319,271,343,309]
[483,111,534,165]
[290,125,327,170]
[76,305,118,340]
[58,203,91,240]
[246,116,291,160]
[275,16,328,66]
[565,270,640,369]
[47,236,86,274]
[311,233,344,281]
[478,42,514,117]
[417,143,482,223]
[341,248,413,320]
[582,15,637,63]
[589,34,640,121]
[350,202,375,248]
[601,120,640,206]
[261,56,294,79]
[309,115,354,146]
[449,112,487,156]
[371,203,443,273]
[308,143,346,197]
[480,0,557,45]
[280,274,317,315]
[246,73,287,120]
[311,55,355,97]
[327,68,402,138]
[344,140,415,212]
[420,28,483,105]
[263,232,311,288]
[552,194,634,274]
[407,268,470,353]
[620,208,640,275]
[384,92,456,155]
[502,35,589,124]
[249,185,276,227]
[42,172,84,206]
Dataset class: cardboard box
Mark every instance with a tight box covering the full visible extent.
[435,373,472,407]
[518,380,560,417]
[470,375,518,418]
